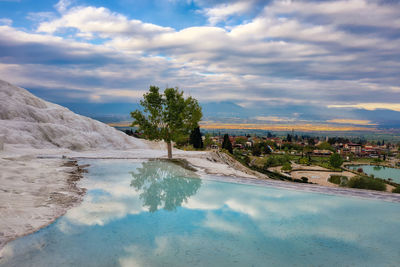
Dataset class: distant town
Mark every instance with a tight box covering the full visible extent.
[122,127,399,161]
[119,126,400,193]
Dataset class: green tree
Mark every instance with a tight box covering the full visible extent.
[235,137,247,145]
[329,153,343,168]
[252,143,262,156]
[189,126,203,149]
[222,134,233,154]
[131,86,202,159]
[281,162,292,171]
[317,141,334,151]
[204,133,213,148]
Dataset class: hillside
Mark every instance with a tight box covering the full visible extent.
[0,79,148,151]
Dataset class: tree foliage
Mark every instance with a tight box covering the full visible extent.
[317,141,334,151]
[222,134,233,154]
[329,153,343,168]
[189,126,203,149]
[131,86,202,158]
[204,133,213,148]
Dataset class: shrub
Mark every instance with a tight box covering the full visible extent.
[252,144,262,156]
[340,176,349,186]
[301,177,309,183]
[328,175,348,186]
[281,162,292,171]
[298,157,310,165]
[392,186,400,194]
[373,158,383,163]
[329,153,343,168]
[328,175,341,185]
[347,175,386,191]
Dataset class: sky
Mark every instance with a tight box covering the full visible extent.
[1,0,400,131]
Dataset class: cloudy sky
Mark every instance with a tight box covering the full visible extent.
[1,0,400,130]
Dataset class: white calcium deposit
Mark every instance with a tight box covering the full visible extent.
[0,79,148,151]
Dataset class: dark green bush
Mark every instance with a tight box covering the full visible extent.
[347,175,386,191]
[328,175,342,185]
[329,153,343,168]
[328,175,348,186]
[392,186,400,194]
[281,162,292,171]
[340,176,349,186]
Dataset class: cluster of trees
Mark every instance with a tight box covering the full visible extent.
[252,141,273,156]
[264,155,291,168]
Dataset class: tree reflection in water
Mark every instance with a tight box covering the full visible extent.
[130,160,202,212]
[373,165,382,171]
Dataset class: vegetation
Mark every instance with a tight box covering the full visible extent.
[234,137,247,145]
[392,186,400,194]
[189,126,203,149]
[252,144,262,156]
[328,175,348,186]
[298,157,310,165]
[264,155,291,168]
[372,158,383,163]
[131,86,202,159]
[329,153,343,168]
[347,175,386,191]
[281,162,292,171]
[203,133,213,148]
[301,177,309,183]
[222,134,233,154]
[317,141,334,151]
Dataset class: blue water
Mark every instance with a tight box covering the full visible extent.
[348,164,400,183]
[1,159,400,267]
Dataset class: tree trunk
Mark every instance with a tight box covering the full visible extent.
[167,141,172,159]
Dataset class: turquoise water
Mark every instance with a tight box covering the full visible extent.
[1,159,400,267]
[348,164,400,183]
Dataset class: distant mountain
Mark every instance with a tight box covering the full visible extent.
[201,101,249,118]
[47,98,400,130]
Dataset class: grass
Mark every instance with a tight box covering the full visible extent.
[352,158,375,163]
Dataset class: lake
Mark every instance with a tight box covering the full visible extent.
[347,164,400,183]
[1,159,400,266]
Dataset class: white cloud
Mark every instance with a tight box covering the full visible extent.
[203,1,252,25]
[37,6,173,39]
[55,0,72,13]
[328,103,400,112]
[0,18,12,26]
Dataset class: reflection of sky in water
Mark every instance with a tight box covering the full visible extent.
[1,159,400,267]
[348,165,400,183]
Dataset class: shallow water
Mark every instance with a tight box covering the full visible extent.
[348,164,400,183]
[1,159,400,267]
